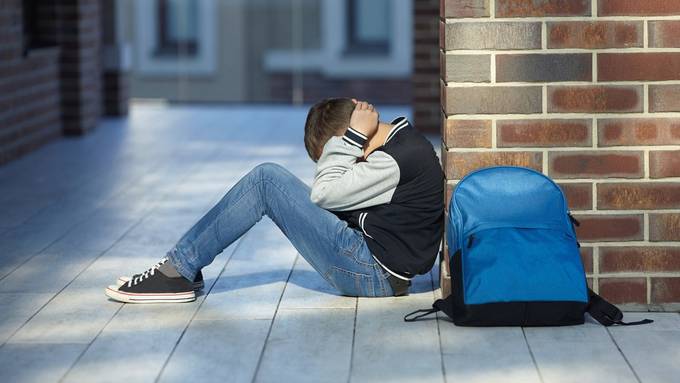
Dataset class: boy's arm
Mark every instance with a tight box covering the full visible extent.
[310,127,400,211]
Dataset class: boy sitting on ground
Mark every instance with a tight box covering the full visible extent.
[105,98,444,303]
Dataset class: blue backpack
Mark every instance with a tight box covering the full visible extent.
[405,166,651,327]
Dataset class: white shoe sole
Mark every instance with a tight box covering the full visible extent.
[105,285,195,304]
[117,276,204,290]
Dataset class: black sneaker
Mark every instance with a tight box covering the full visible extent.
[116,259,204,291]
[106,263,195,304]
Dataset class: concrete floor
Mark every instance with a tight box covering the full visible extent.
[0,104,678,383]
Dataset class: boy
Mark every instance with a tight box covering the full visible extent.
[105,98,444,303]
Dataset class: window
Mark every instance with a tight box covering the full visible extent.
[155,0,199,57]
[345,0,390,55]
[264,0,412,78]
[134,0,217,76]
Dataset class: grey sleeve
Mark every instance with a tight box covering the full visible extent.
[310,128,400,211]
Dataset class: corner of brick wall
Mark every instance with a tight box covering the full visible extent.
[440,0,680,310]
[54,0,102,135]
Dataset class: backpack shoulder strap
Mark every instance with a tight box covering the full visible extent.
[586,288,653,326]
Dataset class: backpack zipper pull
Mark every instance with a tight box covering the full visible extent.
[467,235,474,248]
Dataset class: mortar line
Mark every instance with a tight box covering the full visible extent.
[521,328,545,383]
[250,255,298,383]
[0,157,196,349]
[444,15,680,23]
[431,268,447,383]
[442,47,680,54]
[55,142,230,379]
[606,328,644,383]
[154,233,248,383]
[346,297,359,383]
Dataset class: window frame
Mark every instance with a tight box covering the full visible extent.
[344,0,390,56]
[134,0,217,77]
[264,0,412,78]
[154,0,199,58]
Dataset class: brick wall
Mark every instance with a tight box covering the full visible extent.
[413,0,440,133]
[53,0,102,134]
[1,0,127,165]
[0,0,61,165]
[440,0,680,310]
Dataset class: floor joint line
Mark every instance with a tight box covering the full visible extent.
[250,254,298,383]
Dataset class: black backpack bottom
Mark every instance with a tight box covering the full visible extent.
[405,291,653,327]
[433,296,587,327]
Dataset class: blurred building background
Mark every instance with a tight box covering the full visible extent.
[0,0,440,165]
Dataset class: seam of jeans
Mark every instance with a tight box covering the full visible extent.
[171,172,293,279]
[257,175,374,271]
[327,266,374,297]
[342,234,376,269]
[182,179,263,266]
[373,263,390,297]
[259,178,351,257]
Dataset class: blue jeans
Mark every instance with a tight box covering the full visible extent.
[167,162,394,297]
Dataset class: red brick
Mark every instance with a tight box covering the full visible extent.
[548,86,642,113]
[444,151,542,179]
[649,21,680,48]
[600,247,680,273]
[441,0,489,17]
[443,86,542,114]
[558,183,593,210]
[497,119,591,148]
[598,53,680,81]
[651,278,680,304]
[443,119,492,148]
[649,85,680,113]
[574,214,643,242]
[599,0,680,16]
[440,21,541,50]
[650,151,680,179]
[598,183,680,210]
[547,21,642,49]
[649,214,680,242]
[599,278,647,305]
[496,0,590,17]
[549,151,643,179]
[496,54,591,82]
[441,53,490,82]
[598,118,680,146]
[581,247,594,273]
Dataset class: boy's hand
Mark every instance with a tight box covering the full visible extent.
[349,99,379,138]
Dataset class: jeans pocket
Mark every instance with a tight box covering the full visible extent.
[343,231,378,267]
[325,267,375,297]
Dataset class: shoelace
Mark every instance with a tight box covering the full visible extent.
[127,257,168,287]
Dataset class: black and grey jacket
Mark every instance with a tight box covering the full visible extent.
[310,117,444,280]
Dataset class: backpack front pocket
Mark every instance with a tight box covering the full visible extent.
[462,227,587,305]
